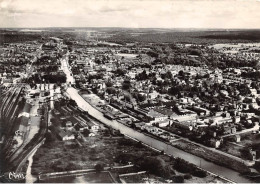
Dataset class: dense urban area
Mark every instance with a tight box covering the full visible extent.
[1,28,260,183]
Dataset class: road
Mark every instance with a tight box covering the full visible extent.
[60,55,75,85]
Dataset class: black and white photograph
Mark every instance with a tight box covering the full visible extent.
[0,0,260,184]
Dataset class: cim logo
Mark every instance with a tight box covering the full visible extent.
[8,172,26,181]
[0,172,26,182]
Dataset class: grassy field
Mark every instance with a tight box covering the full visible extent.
[32,132,231,183]
[31,134,155,175]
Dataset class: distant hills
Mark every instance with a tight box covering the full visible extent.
[1,28,260,44]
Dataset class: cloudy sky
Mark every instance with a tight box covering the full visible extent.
[0,0,259,28]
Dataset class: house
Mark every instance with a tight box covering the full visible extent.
[209,138,221,148]
[58,130,75,141]
[233,116,241,123]
[233,135,241,142]
[86,121,99,132]
[127,71,137,79]
[158,119,171,127]
[147,110,168,123]
[249,149,257,161]
[66,121,73,129]
[147,91,159,100]
[223,125,236,134]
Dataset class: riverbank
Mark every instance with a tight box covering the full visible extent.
[64,87,253,183]
[171,139,251,174]
[78,90,252,175]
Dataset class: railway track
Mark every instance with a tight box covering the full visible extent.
[0,87,21,121]
[1,85,48,181]
[1,88,24,148]
[5,87,23,120]
[0,86,27,171]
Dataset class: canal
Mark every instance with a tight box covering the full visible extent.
[66,87,253,183]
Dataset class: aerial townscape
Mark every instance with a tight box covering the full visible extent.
[1,28,260,184]
[1,0,260,185]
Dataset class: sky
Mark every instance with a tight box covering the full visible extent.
[0,0,259,29]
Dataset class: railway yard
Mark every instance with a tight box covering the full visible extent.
[0,84,49,182]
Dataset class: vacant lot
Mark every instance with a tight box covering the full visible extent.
[32,129,230,183]
[31,134,155,175]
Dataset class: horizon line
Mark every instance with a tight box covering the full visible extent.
[1,26,260,30]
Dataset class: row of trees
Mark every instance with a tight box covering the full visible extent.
[28,73,67,83]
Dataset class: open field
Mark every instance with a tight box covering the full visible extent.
[31,135,156,175]
[32,127,231,183]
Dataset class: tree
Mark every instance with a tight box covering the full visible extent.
[122,80,131,90]
[178,70,184,77]
[114,68,126,77]
[106,81,113,87]
[168,86,180,96]
[106,87,117,95]
[172,175,184,183]
[147,51,159,58]
[45,132,56,143]
[66,162,81,171]
[139,156,175,178]
[136,70,148,81]
[191,169,207,178]
[68,99,77,107]
[95,163,104,172]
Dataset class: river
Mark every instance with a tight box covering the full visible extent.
[66,87,252,183]
[62,55,252,183]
